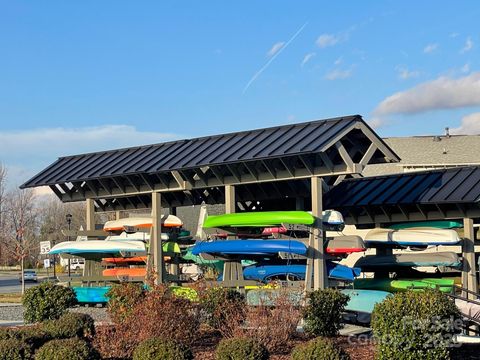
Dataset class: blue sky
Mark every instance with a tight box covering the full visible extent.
[1,1,480,186]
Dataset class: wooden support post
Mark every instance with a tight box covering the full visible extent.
[462,218,478,300]
[311,176,327,290]
[225,185,235,214]
[295,198,305,211]
[223,185,244,287]
[84,199,101,277]
[115,210,122,220]
[152,192,164,285]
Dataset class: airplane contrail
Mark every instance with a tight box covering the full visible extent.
[243,21,309,94]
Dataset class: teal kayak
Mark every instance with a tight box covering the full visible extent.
[388,221,463,230]
[341,289,391,314]
[203,211,315,228]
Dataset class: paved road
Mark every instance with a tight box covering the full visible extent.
[0,275,41,294]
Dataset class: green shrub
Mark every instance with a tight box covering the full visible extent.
[0,338,31,360]
[133,338,193,360]
[371,289,461,360]
[303,288,349,337]
[215,337,269,360]
[23,283,77,323]
[44,313,95,339]
[107,283,145,323]
[0,326,50,355]
[35,338,99,360]
[199,287,246,330]
[291,337,350,360]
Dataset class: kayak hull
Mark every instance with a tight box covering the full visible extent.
[354,252,462,270]
[364,228,460,246]
[354,278,455,293]
[191,239,308,257]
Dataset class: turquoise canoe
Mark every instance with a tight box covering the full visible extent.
[73,287,110,303]
[341,289,391,314]
[388,221,463,230]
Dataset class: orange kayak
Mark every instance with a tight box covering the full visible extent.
[103,268,147,277]
[103,257,147,264]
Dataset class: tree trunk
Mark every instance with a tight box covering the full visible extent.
[21,256,25,295]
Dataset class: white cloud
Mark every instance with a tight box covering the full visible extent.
[367,117,386,129]
[461,37,473,53]
[396,66,420,80]
[301,52,316,67]
[451,112,480,134]
[325,68,352,80]
[461,63,471,73]
[374,72,480,116]
[334,56,343,65]
[316,34,340,48]
[423,43,438,54]
[267,42,285,58]
[0,125,179,186]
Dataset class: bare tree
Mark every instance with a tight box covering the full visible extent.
[4,188,37,294]
[0,164,7,264]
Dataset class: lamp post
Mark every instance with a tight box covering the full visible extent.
[66,214,72,278]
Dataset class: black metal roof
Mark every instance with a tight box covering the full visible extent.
[21,115,398,191]
[325,166,480,224]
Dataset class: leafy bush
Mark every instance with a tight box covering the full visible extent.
[0,338,31,360]
[43,313,95,339]
[23,283,77,323]
[0,326,50,355]
[199,287,246,337]
[106,283,145,324]
[216,337,269,360]
[303,289,349,337]
[371,289,460,360]
[92,325,132,360]
[133,338,193,360]
[35,338,99,360]
[291,337,350,360]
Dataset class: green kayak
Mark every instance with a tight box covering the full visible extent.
[354,278,455,293]
[203,211,315,228]
[388,221,463,230]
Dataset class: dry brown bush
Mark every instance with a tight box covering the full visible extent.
[93,285,200,359]
[234,291,302,354]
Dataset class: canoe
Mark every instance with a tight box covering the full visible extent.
[354,252,462,270]
[326,236,366,256]
[389,221,463,230]
[49,240,146,260]
[341,289,392,314]
[103,215,183,232]
[204,211,315,228]
[203,210,344,229]
[242,262,361,282]
[364,228,460,247]
[106,232,169,241]
[50,240,180,260]
[103,256,147,264]
[72,287,110,303]
[353,278,455,293]
[102,268,146,277]
[191,239,308,257]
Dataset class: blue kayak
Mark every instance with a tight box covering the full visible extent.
[192,239,307,257]
[242,262,361,282]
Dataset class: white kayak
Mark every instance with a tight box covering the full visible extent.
[364,228,460,247]
[106,232,169,241]
[103,215,183,232]
[49,240,146,260]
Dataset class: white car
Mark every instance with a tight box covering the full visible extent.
[20,270,38,282]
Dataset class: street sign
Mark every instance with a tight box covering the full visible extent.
[44,259,51,268]
[40,241,51,255]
